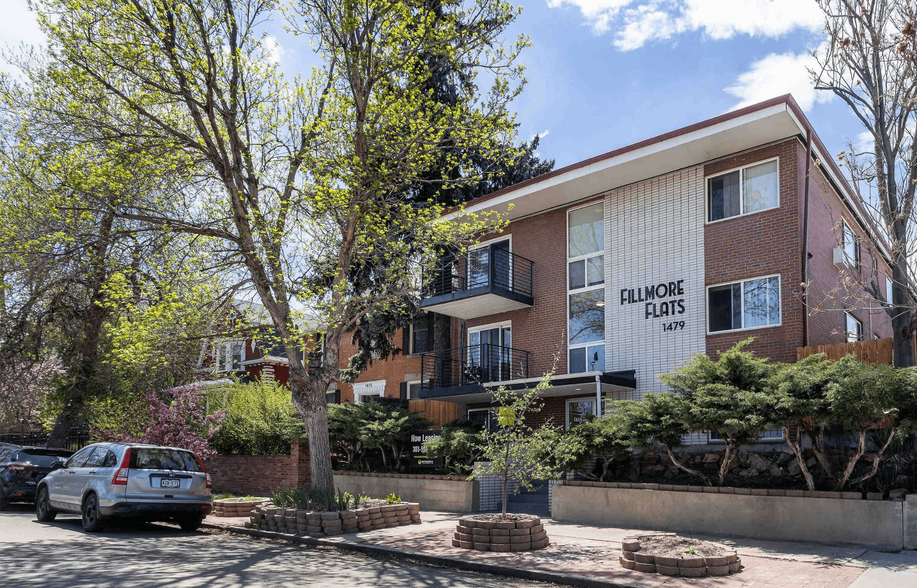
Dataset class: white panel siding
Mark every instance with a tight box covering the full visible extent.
[605,166,706,401]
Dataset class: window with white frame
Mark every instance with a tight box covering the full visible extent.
[353,380,386,403]
[566,397,597,429]
[707,159,779,222]
[568,202,605,374]
[842,221,860,266]
[846,312,863,343]
[887,275,894,303]
[468,322,512,383]
[708,275,781,333]
[216,340,245,372]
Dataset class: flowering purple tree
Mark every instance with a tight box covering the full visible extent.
[94,385,224,458]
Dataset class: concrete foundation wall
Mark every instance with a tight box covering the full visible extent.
[333,473,480,513]
[553,485,904,550]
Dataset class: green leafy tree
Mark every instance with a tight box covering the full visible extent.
[767,355,835,491]
[424,418,485,475]
[328,402,370,468]
[474,365,562,517]
[359,404,432,472]
[24,0,526,490]
[611,393,711,486]
[206,380,307,456]
[660,340,774,486]
[827,356,902,489]
[555,418,627,482]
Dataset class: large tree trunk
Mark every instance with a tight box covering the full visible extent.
[48,210,114,449]
[890,244,914,367]
[784,426,816,491]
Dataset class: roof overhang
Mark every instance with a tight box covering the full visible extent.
[443,94,890,262]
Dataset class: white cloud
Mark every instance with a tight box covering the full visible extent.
[725,47,832,112]
[854,131,874,154]
[263,35,283,65]
[549,0,824,50]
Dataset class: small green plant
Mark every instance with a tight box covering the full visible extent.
[684,545,696,555]
[385,493,401,504]
[212,493,234,501]
[333,490,353,511]
[356,493,371,508]
[271,487,310,509]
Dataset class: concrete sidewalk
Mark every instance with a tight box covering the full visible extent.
[204,511,917,587]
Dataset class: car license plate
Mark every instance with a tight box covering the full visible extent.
[160,478,181,488]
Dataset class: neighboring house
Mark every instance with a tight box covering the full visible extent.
[344,94,894,437]
[213,95,896,443]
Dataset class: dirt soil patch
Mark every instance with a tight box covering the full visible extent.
[637,534,727,559]
[466,513,540,523]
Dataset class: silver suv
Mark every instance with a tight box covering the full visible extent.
[35,442,212,532]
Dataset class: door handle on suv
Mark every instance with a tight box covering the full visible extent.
[88,471,97,475]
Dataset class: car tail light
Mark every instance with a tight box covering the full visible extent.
[194,453,212,489]
[112,448,132,485]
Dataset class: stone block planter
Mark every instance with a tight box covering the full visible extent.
[211,498,269,518]
[619,536,741,578]
[452,514,548,552]
[250,502,421,536]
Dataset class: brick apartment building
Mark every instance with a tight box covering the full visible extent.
[217,95,894,437]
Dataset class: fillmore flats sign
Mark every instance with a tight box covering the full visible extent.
[619,279,686,320]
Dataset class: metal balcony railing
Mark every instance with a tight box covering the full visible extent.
[421,244,534,300]
[420,344,531,391]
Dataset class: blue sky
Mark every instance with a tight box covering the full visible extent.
[2,0,868,171]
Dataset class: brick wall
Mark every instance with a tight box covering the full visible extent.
[806,160,893,343]
[704,140,805,363]
[336,328,424,403]
[205,438,310,495]
[463,207,571,376]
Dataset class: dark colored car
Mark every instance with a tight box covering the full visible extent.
[0,446,73,509]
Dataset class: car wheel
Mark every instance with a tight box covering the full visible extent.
[81,493,104,533]
[178,515,203,532]
[35,487,57,522]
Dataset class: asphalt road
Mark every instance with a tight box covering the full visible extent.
[0,504,551,588]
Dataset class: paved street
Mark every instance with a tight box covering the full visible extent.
[0,505,549,588]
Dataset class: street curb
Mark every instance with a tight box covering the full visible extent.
[202,522,645,588]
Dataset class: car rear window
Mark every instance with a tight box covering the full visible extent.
[129,448,202,472]
[17,450,72,467]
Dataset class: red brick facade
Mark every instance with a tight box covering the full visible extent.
[205,438,310,495]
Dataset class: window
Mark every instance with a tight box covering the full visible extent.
[708,275,781,333]
[846,312,863,343]
[408,316,431,355]
[887,275,894,303]
[468,323,513,382]
[566,397,597,429]
[406,381,423,400]
[65,446,96,469]
[216,340,245,372]
[568,203,605,374]
[353,380,386,403]
[842,221,859,265]
[467,408,497,431]
[707,159,779,222]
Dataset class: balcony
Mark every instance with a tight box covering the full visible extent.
[419,244,534,320]
[419,344,531,398]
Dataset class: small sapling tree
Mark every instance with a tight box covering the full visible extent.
[474,366,561,518]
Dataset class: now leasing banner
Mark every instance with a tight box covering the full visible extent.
[410,430,444,468]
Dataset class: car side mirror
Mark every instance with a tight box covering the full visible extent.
[51,462,64,471]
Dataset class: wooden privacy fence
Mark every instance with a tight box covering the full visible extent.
[796,336,917,365]
[408,399,458,428]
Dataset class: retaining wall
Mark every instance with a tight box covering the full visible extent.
[205,438,310,495]
[333,472,480,513]
[552,483,908,550]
